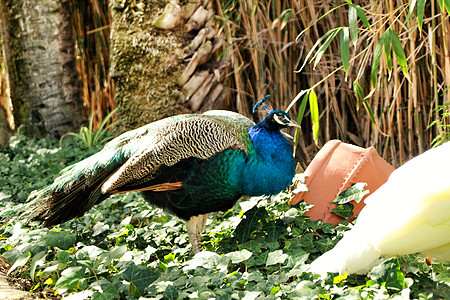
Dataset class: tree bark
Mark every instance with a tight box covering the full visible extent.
[0,0,86,139]
[109,0,186,133]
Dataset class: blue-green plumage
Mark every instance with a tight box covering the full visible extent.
[18,100,299,252]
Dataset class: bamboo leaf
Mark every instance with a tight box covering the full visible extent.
[286,89,307,112]
[353,80,365,110]
[297,29,336,73]
[389,29,409,76]
[314,28,341,69]
[297,92,309,126]
[383,31,392,72]
[349,5,358,46]
[405,0,417,23]
[444,0,450,15]
[355,5,370,29]
[362,98,379,128]
[293,92,309,152]
[371,34,384,88]
[417,0,426,32]
[340,28,350,74]
[309,90,320,145]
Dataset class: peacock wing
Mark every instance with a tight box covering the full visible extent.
[101,113,255,194]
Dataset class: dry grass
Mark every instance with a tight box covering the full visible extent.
[216,0,450,167]
[69,0,116,131]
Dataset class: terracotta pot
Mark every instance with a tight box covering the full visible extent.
[290,140,395,225]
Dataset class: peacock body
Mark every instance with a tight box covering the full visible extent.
[20,101,299,252]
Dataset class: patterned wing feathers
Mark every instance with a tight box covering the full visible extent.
[101,116,252,194]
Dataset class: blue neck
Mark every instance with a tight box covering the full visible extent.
[234,124,295,196]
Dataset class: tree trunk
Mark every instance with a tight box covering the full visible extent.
[0,0,86,139]
[109,0,186,133]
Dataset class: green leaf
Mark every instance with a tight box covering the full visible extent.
[332,182,369,204]
[371,33,385,88]
[263,219,286,243]
[389,29,409,76]
[370,258,405,291]
[384,31,392,72]
[270,286,281,295]
[43,231,77,250]
[286,89,307,112]
[266,250,288,266]
[315,238,335,254]
[7,251,31,275]
[54,266,85,291]
[353,80,365,109]
[362,97,379,128]
[234,206,268,243]
[331,203,354,219]
[340,27,350,74]
[444,0,450,15]
[349,5,358,46]
[313,28,341,69]
[30,251,47,281]
[309,90,320,145]
[92,280,120,300]
[297,29,338,72]
[226,249,253,264]
[417,0,426,32]
[355,5,370,29]
[293,92,310,151]
[121,263,160,296]
[163,284,179,300]
[333,272,348,284]
[405,0,417,23]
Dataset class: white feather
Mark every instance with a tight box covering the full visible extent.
[309,142,450,275]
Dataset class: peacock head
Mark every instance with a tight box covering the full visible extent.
[253,95,301,131]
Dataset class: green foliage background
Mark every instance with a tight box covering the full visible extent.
[0,135,449,299]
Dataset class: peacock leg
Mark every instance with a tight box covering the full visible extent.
[185,213,209,254]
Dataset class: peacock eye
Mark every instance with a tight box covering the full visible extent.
[273,113,288,125]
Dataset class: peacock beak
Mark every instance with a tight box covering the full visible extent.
[286,118,301,128]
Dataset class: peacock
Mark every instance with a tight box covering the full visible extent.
[16,96,299,253]
[309,141,450,275]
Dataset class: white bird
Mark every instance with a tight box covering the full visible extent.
[308,142,450,275]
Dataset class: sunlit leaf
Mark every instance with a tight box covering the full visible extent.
[226,249,253,263]
[266,250,288,266]
[333,272,348,284]
[7,251,31,275]
[349,5,358,46]
[370,258,405,291]
[389,29,409,76]
[314,28,341,69]
[309,90,320,145]
[340,27,350,73]
[297,29,338,73]
[332,182,369,204]
[30,251,47,281]
[405,0,417,23]
[54,266,85,291]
